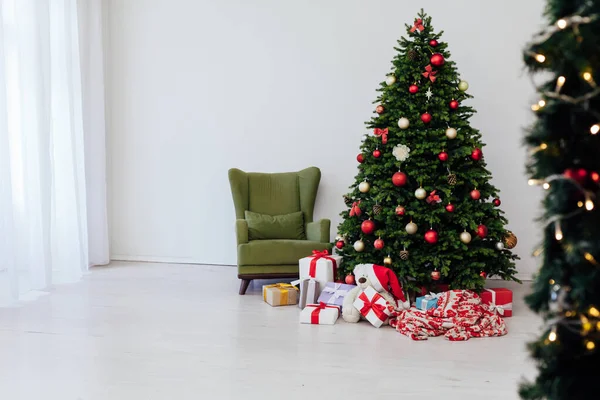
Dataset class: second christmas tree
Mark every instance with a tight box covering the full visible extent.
[336,10,519,293]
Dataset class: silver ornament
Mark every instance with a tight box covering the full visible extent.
[495,242,505,250]
[405,222,418,235]
[460,231,472,244]
[415,188,427,200]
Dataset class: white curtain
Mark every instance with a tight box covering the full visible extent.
[0,0,108,305]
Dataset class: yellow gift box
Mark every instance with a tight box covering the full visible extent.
[263,283,299,307]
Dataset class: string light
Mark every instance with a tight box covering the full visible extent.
[585,196,595,211]
[556,19,568,29]
[549,326,558,342]
[583,72,593,81]
[535,54,546,63]
[530,143,548,154]
[589,307,600,317]
[543,182,551,190]
[578,201,584,208]
[528,179,544,186]
[531,104,541,111]
[584,252,598,265]
[582,315,593,333]
[538,100,547,108]
[555,76,566,93]
[549,278,555,285]
[585,340,596,350]
[591,124,600,135]
[555,221,563,241]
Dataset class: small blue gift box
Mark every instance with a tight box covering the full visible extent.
[415,293,442,311]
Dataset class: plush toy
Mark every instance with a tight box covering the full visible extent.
[342,263,411,323]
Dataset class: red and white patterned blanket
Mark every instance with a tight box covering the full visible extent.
[389,290,507,341]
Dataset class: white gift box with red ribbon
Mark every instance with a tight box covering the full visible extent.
[299,250,342,298]
[481,288,513,317]
[353,286,393,328]
[299,303,341,325]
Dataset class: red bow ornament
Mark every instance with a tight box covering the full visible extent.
[426,190,442,204]
[422,65,437,83]
[410,18,425,33]
[373,128,388,145]
[350,201,362,217]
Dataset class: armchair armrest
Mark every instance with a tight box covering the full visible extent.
[306,219,330,243]
[235,219,249,244]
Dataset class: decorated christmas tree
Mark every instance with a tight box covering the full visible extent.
[520,2,600,399]
[335,10,519,293]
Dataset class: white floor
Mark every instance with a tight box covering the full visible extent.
[0,262,540,400]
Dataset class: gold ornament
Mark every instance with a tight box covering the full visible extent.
[447,173,457,186]
[400,249,409,260]
[383,256,392,265]
[504,231,518,249]
[373,204,383,216]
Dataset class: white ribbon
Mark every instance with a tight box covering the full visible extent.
[485,289,512,316]
[322,283,349,304]
[418,292,442,309]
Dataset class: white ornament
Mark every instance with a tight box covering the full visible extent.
[496,242,505,250]
[415,187,427,200]
[354,240,365,252]
[398,117,410,129]
[405,222,418,235]
[385,75,396,86]
[460,231,472,244]
[458,80,469,91]
[425,88,433,100]
[358,181,370,193]
[446,127,458,140]
[392,144,411,162]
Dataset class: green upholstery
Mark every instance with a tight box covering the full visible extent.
[245,210,306,240]
[228,167,331,293]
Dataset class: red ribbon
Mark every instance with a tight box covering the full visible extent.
[358,291,388,322]
[422,65,437,83]
[350,201,361,217]
[426,190,441,204]
[410,18,425,33]
[373,128,388,145]
[309,302,340,324]
[308,250,337,279]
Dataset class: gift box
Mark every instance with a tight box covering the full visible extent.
[263,283,299,307]
[317,282,356,307]
[299,250,342,298]
[415,292,442,311]
[353,286,393,328]
[297,278,320,309]
[299,302,341,325]
[480,288,513,317]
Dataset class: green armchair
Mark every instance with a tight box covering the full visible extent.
[228,167,332,294]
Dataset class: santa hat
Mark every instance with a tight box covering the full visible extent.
[364,264,407,303]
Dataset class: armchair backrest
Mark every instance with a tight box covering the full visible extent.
[228,167,322,224]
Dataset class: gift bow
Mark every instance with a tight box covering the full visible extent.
[422,65,437,83]
[374,128,388,145]
[323,283,350,304]
[308,250,337,279]
[357,291,389,322]
[307,302,340,324]
[484,288,513,316]
[426,190,441,204]
[350,201,362,217]
[410,18,425,33]
[263,283,298,304]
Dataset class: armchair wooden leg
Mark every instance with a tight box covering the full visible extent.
[239,279,251,295]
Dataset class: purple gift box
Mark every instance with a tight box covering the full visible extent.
[316,282,356,307]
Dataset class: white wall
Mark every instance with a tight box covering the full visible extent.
[106,0,545,279]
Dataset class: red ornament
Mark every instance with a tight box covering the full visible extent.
[470,189,481,200]
[430,53,445,67]
[395,205,405,216]
[375,105,385,114]
[480,271,487,279]
[335,240,345,249]
[373,149,381,158]
[445,203,455,213]
[357,154,364,163]
[477,224,488,239]
[345,274,355,285]
[374,238,385,250]
[373,128,388,145]
[409,84,419,94]
[421,112,432,124]
[449,100,459,110]
[361,219,376,235]
[564,168,588,185]
[429,39,439,47]
[424,229,439,244]
[438,151,449,162]
[392,172,408,187]
[431,270,441,281]
[591,171,600,183]
[493,198,501,207]
[426,190,442,204]
[471,148,483,161]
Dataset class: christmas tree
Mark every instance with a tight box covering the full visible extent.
[520,2,600,399]
[335,10,519,293]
